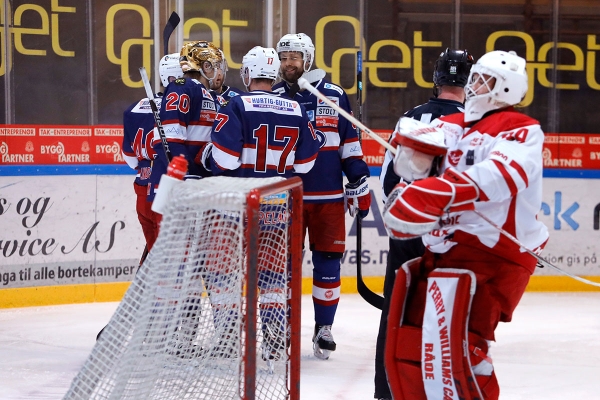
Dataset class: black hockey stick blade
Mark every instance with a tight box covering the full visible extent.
[163,11,180,55]
[356,217,384,310]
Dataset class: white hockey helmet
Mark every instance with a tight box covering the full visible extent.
[158,53,184,87]
[276,33,315,71]
[240,46,281,88]
[464,50,528,122]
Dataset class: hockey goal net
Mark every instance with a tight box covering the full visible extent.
[63,176,303,400]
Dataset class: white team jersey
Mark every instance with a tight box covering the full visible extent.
[422,110,549,262]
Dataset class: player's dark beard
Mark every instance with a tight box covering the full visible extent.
[281,67,303,84]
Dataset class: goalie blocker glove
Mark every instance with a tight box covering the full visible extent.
[345,176,371,219]
[382,168,479,239]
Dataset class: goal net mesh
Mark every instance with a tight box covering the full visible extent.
[63,176,302,400]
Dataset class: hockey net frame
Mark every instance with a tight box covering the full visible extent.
[63,176,303,400]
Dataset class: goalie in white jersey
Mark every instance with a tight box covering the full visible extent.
[382,50,549,400]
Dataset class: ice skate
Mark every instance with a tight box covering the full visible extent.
[312,324,336,360]
[261,325,287,362]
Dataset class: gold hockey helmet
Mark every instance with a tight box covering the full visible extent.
[179,41,224,73]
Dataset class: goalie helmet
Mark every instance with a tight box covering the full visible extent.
[276,33,315,71]
[240,46,281,88]
[179,41,224,73]
[159,53,184,87]
[464,50,528,122]
[433,48,474,88]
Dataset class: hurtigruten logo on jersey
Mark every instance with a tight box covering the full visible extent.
[40,142,90,163]
[1,141,35,163]
[96,141,123,162]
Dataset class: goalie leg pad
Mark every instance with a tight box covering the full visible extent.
[386,264,500,400]
[422,268,500,400]
[385,257,427,400]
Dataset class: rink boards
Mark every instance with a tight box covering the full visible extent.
[0,174,599,307]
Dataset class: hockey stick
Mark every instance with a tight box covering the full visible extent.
[298,78,396,155]
[355,48,384,310]
[163,11,180,55]
[140,67,172,162]
[288,68,326,98]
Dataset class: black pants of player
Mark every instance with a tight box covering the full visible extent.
[374,236,425,399]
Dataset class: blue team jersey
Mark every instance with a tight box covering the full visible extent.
[152,77,218,182]
[219,85,243,102]
[272,78,369,203]
[122,97,160,186]
[209,90,319,178]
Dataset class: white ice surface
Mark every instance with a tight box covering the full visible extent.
[1,293,599,399]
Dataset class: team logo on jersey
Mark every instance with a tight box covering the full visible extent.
[448,150,463,166]
[315,129,327,148]
[175,78,186,85]
[306,110,314,121]
[202,88,213,99]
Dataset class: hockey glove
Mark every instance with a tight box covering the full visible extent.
[382,168,479,238]
[390,117,447,181]
[345,176,371,219]
[194,142,213,171]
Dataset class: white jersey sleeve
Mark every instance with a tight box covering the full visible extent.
[423,111,549,260]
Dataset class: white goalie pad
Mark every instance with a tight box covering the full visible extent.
[392,117,448,182]
[422,268,484,400]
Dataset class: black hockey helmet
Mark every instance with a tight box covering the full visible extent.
[433,48,474,88]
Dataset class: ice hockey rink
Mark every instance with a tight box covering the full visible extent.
[1,292,599,400]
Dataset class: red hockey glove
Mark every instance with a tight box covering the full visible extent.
[345,176,371,219]
[382,182,420,240]
[383,168,479,237]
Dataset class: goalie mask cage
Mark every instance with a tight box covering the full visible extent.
[63,176,303,400]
